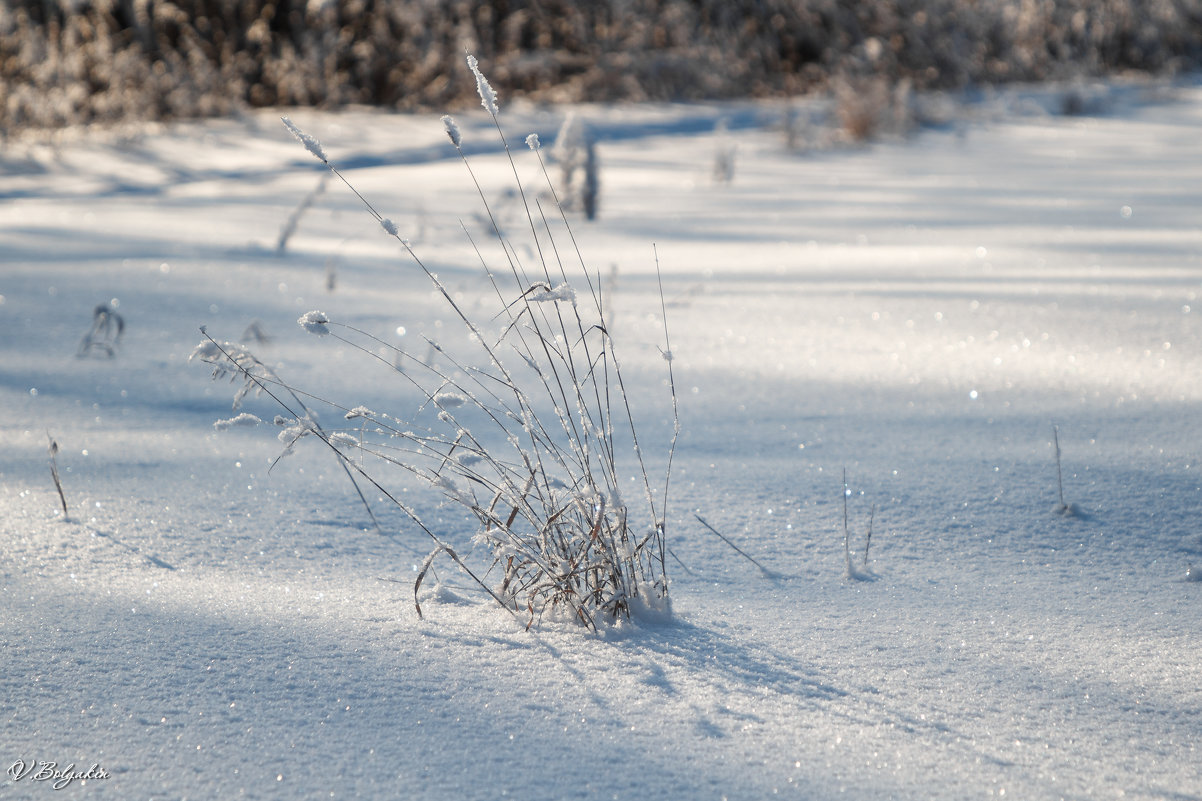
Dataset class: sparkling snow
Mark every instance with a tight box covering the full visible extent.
[2,82,1201,799]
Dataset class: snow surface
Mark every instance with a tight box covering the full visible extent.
[3,83,1202,799]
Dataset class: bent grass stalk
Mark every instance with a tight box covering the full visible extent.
[694,514,777,579]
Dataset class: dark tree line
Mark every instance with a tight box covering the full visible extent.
[3,0,1202,131]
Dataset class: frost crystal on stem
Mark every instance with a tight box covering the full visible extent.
[525,133,541,151]
[281,117,327,163]
[381,218,399,236]
[467,55,498,115]
[213,413,262,431]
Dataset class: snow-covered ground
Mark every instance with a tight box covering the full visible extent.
[3,82,1201,799]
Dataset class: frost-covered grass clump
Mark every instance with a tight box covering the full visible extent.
[193,56,676,631]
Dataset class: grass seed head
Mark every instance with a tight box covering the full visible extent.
[298,310,331,335]
[466,55,498,116]
[281,116,327,163]
[442,115,462,147]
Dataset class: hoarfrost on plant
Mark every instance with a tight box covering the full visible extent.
[441,115,461,147]
[466,55,498,115]
[281,117,328,163]
[298,311,330,335]
[213,413,262,431]
[527,283,576,304]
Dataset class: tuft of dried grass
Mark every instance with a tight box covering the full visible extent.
[196,56,676,631]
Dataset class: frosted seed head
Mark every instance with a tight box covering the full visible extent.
[381,218,399,236]
[298,310,330,335]
[441,115,462,147]
[525,133,541,151]
[466,55,499,115]
[281,116,327,163]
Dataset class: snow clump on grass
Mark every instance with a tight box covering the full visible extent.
[467,55,498,115]
[281,117,327,163]
[432,391,467,408]
[298,310,330,335]
[441,115,461,147]
[213,413,261,431]
[526,282,576,304]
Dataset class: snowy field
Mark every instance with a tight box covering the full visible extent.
[3,81,1202,799]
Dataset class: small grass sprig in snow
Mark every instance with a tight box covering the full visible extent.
[47,432,68,520]
[1051,425,1080,516]
[842,470,876,581]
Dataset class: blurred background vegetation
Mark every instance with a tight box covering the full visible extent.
[3,0,1202,133]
